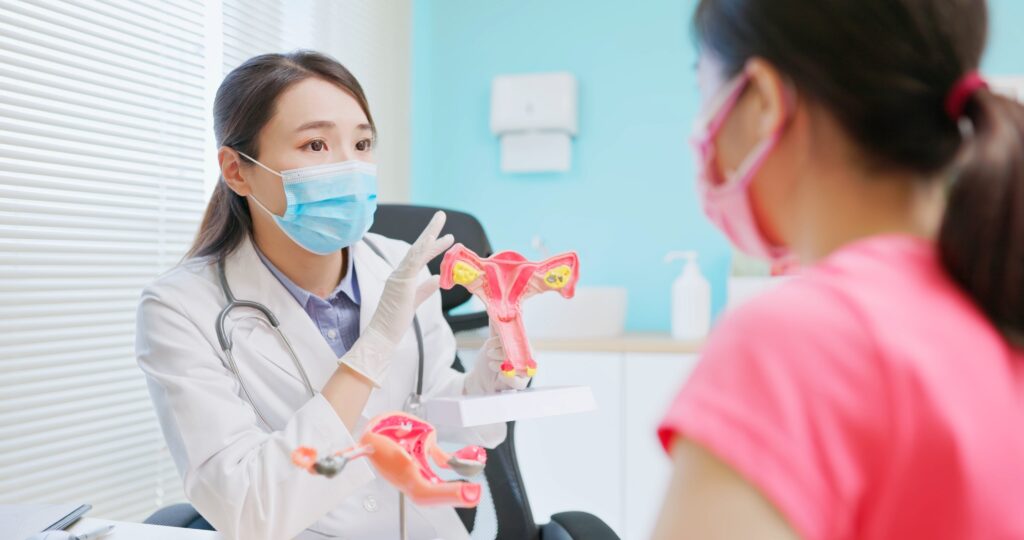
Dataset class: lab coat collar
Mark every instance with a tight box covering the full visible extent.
[222,236,345,388]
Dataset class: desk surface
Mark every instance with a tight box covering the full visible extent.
[68,518,221,539]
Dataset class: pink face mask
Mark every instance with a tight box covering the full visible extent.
[692,71,791,261]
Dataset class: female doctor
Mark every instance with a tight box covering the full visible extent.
[135,51,526,540]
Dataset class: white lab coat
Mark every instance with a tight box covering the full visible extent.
[135,234,506,540]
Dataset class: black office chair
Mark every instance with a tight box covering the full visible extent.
[145,204,618,540]
[144,503,214,530]
[370,204,618,540]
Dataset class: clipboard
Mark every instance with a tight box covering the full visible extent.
[0,503,91,538]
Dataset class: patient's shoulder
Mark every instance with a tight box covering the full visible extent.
[708,276,875,366]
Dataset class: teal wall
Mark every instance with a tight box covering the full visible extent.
[411,0,1024,332]
[985,0,1024,74]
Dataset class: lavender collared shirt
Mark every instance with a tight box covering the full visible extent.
[255,247,362,358]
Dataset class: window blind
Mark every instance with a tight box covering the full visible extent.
[0,0,206,522]
[222,0,283,74]
[1,0,413,524]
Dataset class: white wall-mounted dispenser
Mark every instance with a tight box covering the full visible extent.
[490,72,578,173]
[991,75,1024,102]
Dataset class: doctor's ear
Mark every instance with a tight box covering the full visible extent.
[743,58,792,140]
[218,146,253,197]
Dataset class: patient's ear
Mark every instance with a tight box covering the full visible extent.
[745,58,790,141]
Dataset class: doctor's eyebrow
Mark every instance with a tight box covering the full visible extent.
[294,120,336,132]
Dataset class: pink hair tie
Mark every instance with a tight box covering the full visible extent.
[944,71,988,121]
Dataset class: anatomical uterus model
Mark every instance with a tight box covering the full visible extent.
[292,412,487,507]
[440,244,580,379]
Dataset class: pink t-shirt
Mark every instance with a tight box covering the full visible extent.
[659,235,1024,539]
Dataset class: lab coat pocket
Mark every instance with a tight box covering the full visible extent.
[294,526,347,540]
[230,316,307,383]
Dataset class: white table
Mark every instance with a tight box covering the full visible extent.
[67,518,221,539]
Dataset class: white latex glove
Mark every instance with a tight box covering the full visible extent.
[464,324,531,395]
[339,211,455,387]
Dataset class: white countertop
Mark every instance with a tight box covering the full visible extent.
[455,332,703,354]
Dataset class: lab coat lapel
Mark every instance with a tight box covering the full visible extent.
[351,238,391,334]
[223,237,343,388]
[350,239,408,412]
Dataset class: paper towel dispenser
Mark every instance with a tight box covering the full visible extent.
[490,72,578,173]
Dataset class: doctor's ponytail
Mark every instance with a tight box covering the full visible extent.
[695,0,1024,347]
[187,50,375,261]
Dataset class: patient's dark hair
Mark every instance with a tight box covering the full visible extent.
[695,0,1024,346]
[186,50,375,260]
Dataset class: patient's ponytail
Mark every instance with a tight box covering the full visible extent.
[939,91,1024,347]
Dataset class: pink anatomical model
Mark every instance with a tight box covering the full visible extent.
[292,412,486,508]
[440,244,580,378]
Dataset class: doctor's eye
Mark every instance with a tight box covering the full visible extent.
[304,139,327,152]
[355,138,374,152]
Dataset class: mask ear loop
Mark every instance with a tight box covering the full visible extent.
[235,149,284,178]
[700,72,753,139]
[691,72,754,189]
[233,149,288,218]
[247,192,282,219]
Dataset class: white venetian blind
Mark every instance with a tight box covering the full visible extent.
[222,0,284,74]
[0,0,413,525]
[0,0,207,522]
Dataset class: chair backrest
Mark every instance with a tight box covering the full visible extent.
[368,204,493,313]
[486,420,541,539]
[144,502,214,530]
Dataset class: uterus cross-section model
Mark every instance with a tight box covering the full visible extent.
[292,412,487,507]
[440,243,580,378]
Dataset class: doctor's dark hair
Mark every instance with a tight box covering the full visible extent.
[694,0,1024,346]
[187,50,376,260]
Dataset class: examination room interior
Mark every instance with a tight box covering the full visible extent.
[2,1,1024,540]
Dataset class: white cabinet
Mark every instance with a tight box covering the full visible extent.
[456,343,701,540]
[516,351,624,534]
[621,353,700,540]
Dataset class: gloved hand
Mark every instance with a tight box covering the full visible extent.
[339,211,454,387]
[463,324,531,395]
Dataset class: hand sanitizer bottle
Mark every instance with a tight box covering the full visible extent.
[664,251,711,340]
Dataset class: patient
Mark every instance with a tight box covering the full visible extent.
[652,0,1024,538]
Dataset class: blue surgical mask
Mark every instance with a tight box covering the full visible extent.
[238,151,378,255]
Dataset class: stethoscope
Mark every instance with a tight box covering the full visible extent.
[214,237,426,430]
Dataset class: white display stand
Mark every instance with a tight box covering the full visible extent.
[421,385,596,427]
